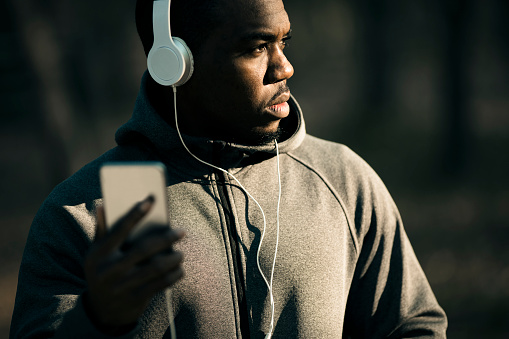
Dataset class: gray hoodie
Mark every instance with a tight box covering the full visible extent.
[11,73,447,338]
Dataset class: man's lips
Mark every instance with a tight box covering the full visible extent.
[267,91,291,116]
[268,91,291,107]
[267,100,290,119]
[268,101,289,111]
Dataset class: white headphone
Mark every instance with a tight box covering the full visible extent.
[147,0,194,87]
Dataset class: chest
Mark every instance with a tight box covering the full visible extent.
[161,163,357,337]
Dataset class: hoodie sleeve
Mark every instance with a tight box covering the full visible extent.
[340,150,447,338]
[9,197,138,339]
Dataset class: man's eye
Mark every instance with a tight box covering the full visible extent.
[281,37,291,49]
[252,44,268,54]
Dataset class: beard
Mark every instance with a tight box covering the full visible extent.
[253,127,284,145]
[234,126,284,146]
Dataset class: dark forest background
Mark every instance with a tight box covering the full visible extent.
[1,0,508,337]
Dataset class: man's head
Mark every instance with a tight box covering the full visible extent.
[136,0,294,145]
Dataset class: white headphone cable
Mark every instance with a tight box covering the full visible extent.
[171,86,281,338]
[264,137,281,339]
[165,288,177,339]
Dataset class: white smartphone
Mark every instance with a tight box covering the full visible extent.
[100,162,169,242]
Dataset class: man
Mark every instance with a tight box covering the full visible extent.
[11,0,447,338]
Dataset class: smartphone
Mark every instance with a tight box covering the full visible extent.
[100,162,169,242]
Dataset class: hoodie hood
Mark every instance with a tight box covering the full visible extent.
[115,72,306,170]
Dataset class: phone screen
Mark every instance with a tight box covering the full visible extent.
[100,162,169,242]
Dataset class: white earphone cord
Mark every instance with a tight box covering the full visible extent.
[171,86,281,339]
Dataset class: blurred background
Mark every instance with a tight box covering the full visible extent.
[1,0,508,337]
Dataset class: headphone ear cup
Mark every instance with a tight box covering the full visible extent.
[147,37,193,87]
[171,37,194,87]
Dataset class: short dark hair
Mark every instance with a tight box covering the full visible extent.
[135,0,223,57]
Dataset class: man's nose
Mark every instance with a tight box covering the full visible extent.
[265,47,294,84]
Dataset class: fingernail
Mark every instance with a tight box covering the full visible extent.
[139,195,154,212]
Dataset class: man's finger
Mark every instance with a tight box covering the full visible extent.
[95,205,107,242]
[106,229,185,278]
[94,195,154,257]
[117,251,184,292]
[136,267,185,300]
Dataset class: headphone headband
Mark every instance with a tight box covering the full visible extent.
[152,0,172,46]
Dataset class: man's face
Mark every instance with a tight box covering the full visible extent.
[179,0,294,144]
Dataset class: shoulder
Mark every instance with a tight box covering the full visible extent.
[45,142,152,208]
[31,144,145,243]
[287,134,399,243]
[45,149,116,209]
[288,134,383,191]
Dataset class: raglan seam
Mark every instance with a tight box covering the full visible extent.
[285,152,360,256]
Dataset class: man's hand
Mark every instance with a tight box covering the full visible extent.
[83,196,185,334]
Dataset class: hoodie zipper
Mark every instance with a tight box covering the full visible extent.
[215,169,251,339]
